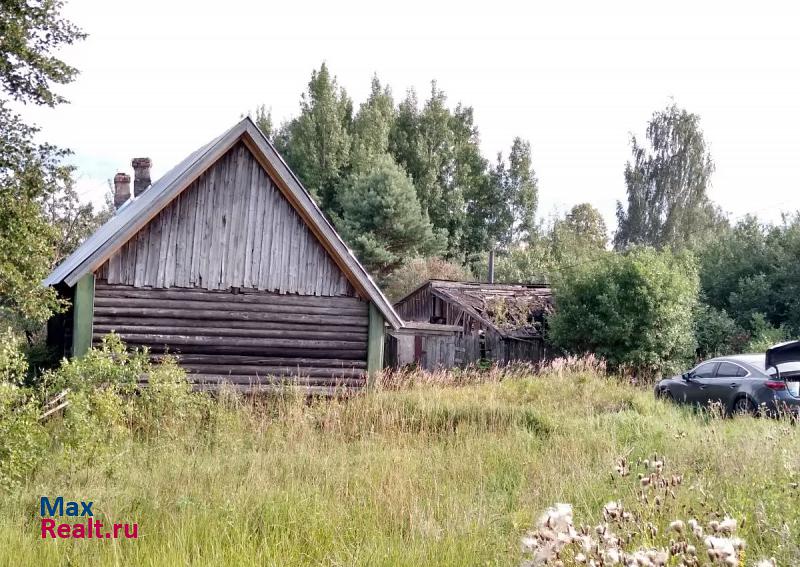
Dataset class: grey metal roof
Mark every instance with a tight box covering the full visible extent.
[45,117,403,329]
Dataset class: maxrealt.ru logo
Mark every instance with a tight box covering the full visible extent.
[40,497,138,540]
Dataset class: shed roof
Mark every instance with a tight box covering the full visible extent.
[398,279,553,339]
[45,117,403,329]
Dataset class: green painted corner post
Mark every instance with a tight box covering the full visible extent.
[72,273,95,358]
[366,302,385,388]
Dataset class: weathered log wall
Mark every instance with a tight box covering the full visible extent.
[92,282,368,388]
[97,142,354,297]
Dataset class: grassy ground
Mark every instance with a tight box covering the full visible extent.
[1,368,798,566]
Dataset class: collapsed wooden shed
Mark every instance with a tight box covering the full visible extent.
[393,280,554,365]
[44,117,402,393]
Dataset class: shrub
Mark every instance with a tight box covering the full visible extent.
[0,382,47,489]
[0,328,28,385]
[35,334,212,470]
[0,329,47,488]
[549,248,698,377]
[693,302,745,359]
[744,313,790,353]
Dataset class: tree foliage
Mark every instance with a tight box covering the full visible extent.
[276,63,352,213]
[335,155,445,280]
[0,0,86,330]
[697,214,800,337]
[615,104,723,250]
[265,65,539,280]
[477,203,606,285]
[551,203,607,263]
[382,256,472,301]
[43,180,111,268]
[549,248,699,375]
[0,0,85,107]
[0,105,66,327]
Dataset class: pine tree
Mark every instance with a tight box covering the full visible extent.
[335,155,445,280]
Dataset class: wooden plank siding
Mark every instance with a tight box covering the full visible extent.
[394,281,549,366]
[92,283,368,388]
[90,141,370,390]
[97,142,354,297]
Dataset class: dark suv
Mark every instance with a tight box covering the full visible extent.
[655,341,800,416]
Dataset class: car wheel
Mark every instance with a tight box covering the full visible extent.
[659,389,674,402]
[732,396,756,416]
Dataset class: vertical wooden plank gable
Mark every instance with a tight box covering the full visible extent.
[99,142,355,297]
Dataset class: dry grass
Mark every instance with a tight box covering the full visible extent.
[1,361,799,566]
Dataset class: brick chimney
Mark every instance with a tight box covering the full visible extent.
[131,157,152,196]
[113,172,131,210]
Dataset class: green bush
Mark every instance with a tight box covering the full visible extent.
[0,382,47,489]
[693,302,746,358]
[0,328,28,386]
[0,329,47,488]
[46,334,212,441]
[549,247,699,377]
[744,313,790,353]
[0,333,214,489]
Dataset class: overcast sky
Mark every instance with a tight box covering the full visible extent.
[20,0,800,231]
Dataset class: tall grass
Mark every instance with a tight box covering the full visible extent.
[1,360,798,566]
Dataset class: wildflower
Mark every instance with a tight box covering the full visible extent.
[604,547,620,565]
[754,559,776,567]
[603,501,622,521]
[669,520,685,533]
[615,457,630,477]
[704,535,742,565]
[538,503,573,533]
[718,516,737,534]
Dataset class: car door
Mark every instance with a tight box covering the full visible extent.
[709,361,748,409]
[684,362,719,405]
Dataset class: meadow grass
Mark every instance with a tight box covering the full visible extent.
[1,368,798,566]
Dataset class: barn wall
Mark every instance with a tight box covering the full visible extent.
[92,282,368,388]
[97,142,354,297]
[394,285,433,322]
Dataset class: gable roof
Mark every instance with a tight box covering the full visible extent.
[395,279,553,339]
[45,117,403,329]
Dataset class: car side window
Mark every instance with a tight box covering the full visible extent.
[736,366,749,378]
[693,362,717,378]
[716,362,742,378]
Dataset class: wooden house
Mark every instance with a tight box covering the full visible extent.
[45,117,402,393]
[393,280,553,365]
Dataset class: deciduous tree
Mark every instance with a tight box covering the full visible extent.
[276,63,352,213]
[0,0,85,329]
[615,104,721,250]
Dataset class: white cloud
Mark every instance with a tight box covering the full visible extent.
[19,0,800,227]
